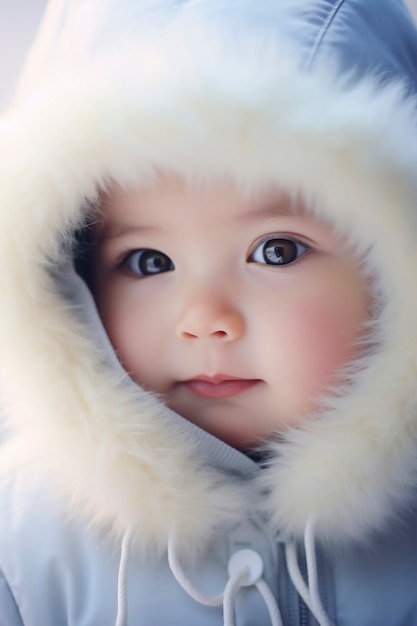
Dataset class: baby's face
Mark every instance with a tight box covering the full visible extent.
[93,176,369,449]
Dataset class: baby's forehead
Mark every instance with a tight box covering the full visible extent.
[98,175,309,224]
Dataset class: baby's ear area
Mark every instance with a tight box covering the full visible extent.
[0,245,249,557]
[73,221,97,292]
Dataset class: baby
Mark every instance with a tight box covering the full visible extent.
[1,1,417,625]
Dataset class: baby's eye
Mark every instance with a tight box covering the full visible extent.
[249,237,309,266]
[123,249,174,276]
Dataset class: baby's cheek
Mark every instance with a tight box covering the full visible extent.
[292,300,364,400]
[96,286,161,388]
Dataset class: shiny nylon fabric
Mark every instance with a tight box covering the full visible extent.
[17,0,417,100]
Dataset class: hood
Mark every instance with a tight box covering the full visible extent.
[1,0,417,556]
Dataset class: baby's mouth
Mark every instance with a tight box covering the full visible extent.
[182,375,261,398]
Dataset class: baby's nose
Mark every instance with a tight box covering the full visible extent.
[175,294,245,342]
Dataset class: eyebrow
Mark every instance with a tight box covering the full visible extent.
[239,199,303,221]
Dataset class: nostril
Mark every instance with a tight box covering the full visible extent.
[211,330,227,338]
[181,331,198,340]
[180,329,229,340]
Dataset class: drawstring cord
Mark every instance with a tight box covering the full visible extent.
[168,536,283,626]
[115,520,331,626]
[115,528,134,626]
[285,518,333,626]
[167,537,224,607]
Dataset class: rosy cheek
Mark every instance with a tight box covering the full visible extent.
[291,301,363,401]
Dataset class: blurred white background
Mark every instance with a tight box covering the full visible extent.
[0,0,417,112]
[0,0,48,111]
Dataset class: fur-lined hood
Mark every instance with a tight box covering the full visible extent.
[1,0,417,556]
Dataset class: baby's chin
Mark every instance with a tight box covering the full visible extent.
[167,402,277,450]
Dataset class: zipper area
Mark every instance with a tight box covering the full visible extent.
[277,540,336,626]
[299,595,311,626]
[297,551,315,626]
[277,542,302,626]
[277,542,318,626]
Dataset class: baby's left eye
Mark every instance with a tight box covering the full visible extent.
[249,237,309,266]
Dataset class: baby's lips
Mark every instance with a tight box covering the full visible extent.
[182,375,261,398]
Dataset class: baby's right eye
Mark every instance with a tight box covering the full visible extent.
[123,249,174,276]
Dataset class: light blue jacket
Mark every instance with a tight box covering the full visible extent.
[1,443,417,625]
[1,1,417,625]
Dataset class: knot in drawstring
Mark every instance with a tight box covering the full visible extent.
[167,537,283,626]
[115,518,333,626]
